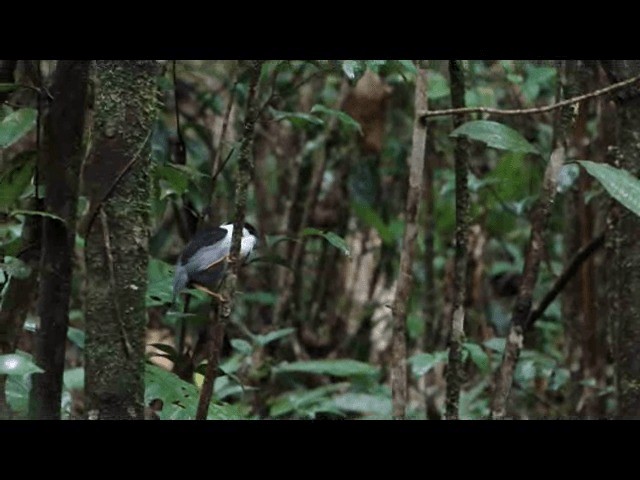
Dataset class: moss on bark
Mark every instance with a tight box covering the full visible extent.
[83,60,158,420]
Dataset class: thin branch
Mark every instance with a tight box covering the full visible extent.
[211,62,239,199]
[391,62,428,419]
[445,60,470,420]
[527,232,605,328]
[420,72,640,119]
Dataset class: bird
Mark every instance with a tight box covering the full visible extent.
[172,222,258,303]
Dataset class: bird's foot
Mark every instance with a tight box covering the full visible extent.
[193,283,226,303]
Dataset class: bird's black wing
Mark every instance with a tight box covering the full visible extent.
[180,226,228,264]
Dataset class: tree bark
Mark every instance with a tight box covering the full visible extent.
[83,60,158,420]
[600,60,640,418]
[29,61,90,419]
[444,60,470,420]
[391,62,428,419]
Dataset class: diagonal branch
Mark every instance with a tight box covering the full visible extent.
[527,232,605,329]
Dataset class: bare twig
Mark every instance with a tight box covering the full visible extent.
[420,72,640,119]
[211,62,239,196]
[528,232,605,329]
[391,62,428,419]
[445,60,470,420]
[196,60,263,420]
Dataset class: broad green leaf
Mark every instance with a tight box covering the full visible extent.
[63,367,84,390]
[342,60,359,80]
[254,327,295,347]
[156,164,190,196]
[310,104,362,134]
[6,373,31,415]
[302,228,350,257]
[145,364,247,420]
[270,108,324,129]
[230,338,253,355]
[241,291,278,305]
[269,383,347,418]
[67,327,85,349]
[147,258,174,307]
[1,255,31,279]
[398,60,417,74]
[0,83,19,93]
[0,154,35,210]
[451,120,539,155]
[579,161,640,218]
[557,164,580,193]
[0,108,37,148]
[331,393,391,416]
[408,351,448,377]
[463,342,490,373]
[0,353,43,375]
[148,343,177,360]
[427,70,450,100]
[274,359,379,378]
[351,202,394,244]
[483,337,506,353]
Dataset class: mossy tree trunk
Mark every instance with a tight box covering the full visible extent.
[600,60,640,418]
[82,60,158,420]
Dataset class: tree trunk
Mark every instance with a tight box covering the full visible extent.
[391,62,428,419]
[29,61,90,419]
[83,60,158,420]
[600,60,640,418]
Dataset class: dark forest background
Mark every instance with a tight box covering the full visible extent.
[1,60,640,419]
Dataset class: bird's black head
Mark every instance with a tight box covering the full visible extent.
[243,222,258,237]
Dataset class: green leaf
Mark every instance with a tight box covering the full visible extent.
[0,353,43,375]
[0,108,37,148]
[302,228,350,257]
[269,108,324,129]
[1,255,31,279]
[156,164,190,196]
[269,383,347,418]
[463,342,490,373]
[451,120,539,155]
[408,351,448,377]
[398,60,417,74]
[557,164,580,193]
[63,367,84,390]
[579,161,640,218]
[427,70,450,100]
[483,337,506,353]
[241,291,278,305]
[148,343,177,360]
[0,154,35,210]
[254,327,295,347]
[310,104,362,134]
[67,327,85,349]
[342,60,359,80]
[351,202,394,244]
[5,373,30,415]
[331,393,391,416]
[0,83,19,93]
[145,364,247,420]
[230,338,253,355]
[274,359,379,378]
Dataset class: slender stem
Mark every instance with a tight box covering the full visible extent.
[420,72,640,119]
[445,60,469,420]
